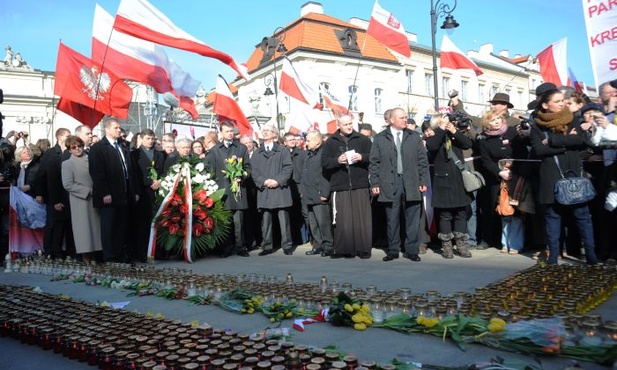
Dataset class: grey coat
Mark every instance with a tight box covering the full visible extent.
[250,142,293,209]
[300,146,331,205]
[369,128,429,202]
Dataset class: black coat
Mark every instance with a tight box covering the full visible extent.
[89,136,138,208]
[14,159,40,197]
[300,146,330,205]
[206,141,250,210]
[369,128,428,202]
[131,146,166,207]
[289,147,306,184]
[250,142,293,209]
[34,144,71,220]
[321,130,371,191]
[478,126,535,213]
[530,119,589,205]
[425,128,473,208]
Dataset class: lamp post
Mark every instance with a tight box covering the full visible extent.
[430,0,459,111]
[263,27,287,133]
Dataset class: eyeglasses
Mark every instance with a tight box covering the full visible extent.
[70,145,84,150]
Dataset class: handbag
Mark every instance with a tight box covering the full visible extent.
[495,181,515,216]
[551,156,596,205]
[449,146,485,192]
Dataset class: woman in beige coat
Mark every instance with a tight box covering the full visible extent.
[61,136,102,264]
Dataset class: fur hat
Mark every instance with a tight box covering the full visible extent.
[580,102,604,115]
[488,93,513,109]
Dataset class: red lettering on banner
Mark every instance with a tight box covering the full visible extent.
[590,26,617,47]
[610,57,617,71]
[588,0,617,18]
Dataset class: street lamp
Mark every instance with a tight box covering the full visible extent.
[262,27,288,133]
[430,0,459,111]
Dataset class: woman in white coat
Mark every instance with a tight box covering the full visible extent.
[61,135,102,264]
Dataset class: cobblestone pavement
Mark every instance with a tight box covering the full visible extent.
[1,245,615,370]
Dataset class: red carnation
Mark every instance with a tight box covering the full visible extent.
[204,197,214,208]
[160,209,172,218]
[192,223,203,237]
[204,216,214,230]
[194,207,208,220]
[160,219,170,227]
[170,215,182,223]
[195,189,208,203]
[168,223,180,235]
[170,193,183,206]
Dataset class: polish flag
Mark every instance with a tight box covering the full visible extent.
[319,85,349,117]
[366,1,411,58]
[113,0,249,80]
[54,42,133,119]
[57,98,105,128]
[568,68,583,93]
[279,57,319,108]
[440,35,483,76]
[213,75,252,136]
[537,38,568,86]
[287,105,319,134]
[93,5,200,118]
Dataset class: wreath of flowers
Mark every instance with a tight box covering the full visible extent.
[151,156,231,262]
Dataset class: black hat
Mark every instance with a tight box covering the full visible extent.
[610,79,617,89]
[488,93,514,109]
[580,102,604,115]
[535,82,557,97]
[527,82,559,110]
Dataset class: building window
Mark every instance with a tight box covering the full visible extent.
[425,73,433,96]
[441,77,450,98]
[478,83,485,103]
[348,85,358,111]
[405,69,414,94]
[374,88,383,113]
[460,80,468,102]
[491,85,499,98]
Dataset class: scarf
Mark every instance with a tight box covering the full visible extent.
[483,123,508,137]
[535,108,573,134]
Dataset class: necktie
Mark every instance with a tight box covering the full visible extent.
[396,132,403,174]
[114,141,128,179]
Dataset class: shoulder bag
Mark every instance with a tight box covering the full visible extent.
[551,155,596,205]
[448,146,485,193]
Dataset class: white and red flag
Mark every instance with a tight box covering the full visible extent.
[113,0,248,80]
[93,4,199,118]
[319,85,349,117]
[440,35,483,76]
[537,38,568,86]
[279,57,320,108]
[366,0,411,58]
[213,75,252,136]
[57,98,105,128]
[54,42,133,122]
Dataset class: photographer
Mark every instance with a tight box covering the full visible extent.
[425,113,474,259]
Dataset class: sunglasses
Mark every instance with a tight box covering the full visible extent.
[70,145,84,150]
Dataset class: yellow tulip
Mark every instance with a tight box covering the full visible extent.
[344,304,353,312]
[354,323,367,331]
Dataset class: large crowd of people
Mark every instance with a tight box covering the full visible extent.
[1,79,616,265]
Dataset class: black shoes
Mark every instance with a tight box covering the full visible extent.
[407,254,421,262]
[475,242,490,250]
[283,249,293,255]
[321,250,334,257]
[305,249,322,255]
[237,250,250,257]
[358,253,371,259]
[382,254,399,262]
[258,249,274,256]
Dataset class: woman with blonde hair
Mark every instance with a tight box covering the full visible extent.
[477,110,533,254]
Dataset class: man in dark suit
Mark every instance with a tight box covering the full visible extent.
[369,107,429,262]
[89,117,139,263]
[206,121,251,257]
[250,124,294,256]
[131,129,165,262]
[34,128,75,259]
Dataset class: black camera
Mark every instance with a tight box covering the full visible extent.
[519,115,531,130]
[446,111,472,129]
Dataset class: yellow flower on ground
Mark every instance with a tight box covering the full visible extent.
[352,314,363,323]
[344,304,353,312]
[354,323,367,331]
[417,316,439,328]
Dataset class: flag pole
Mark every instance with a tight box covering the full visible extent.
[348,33,369,112]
